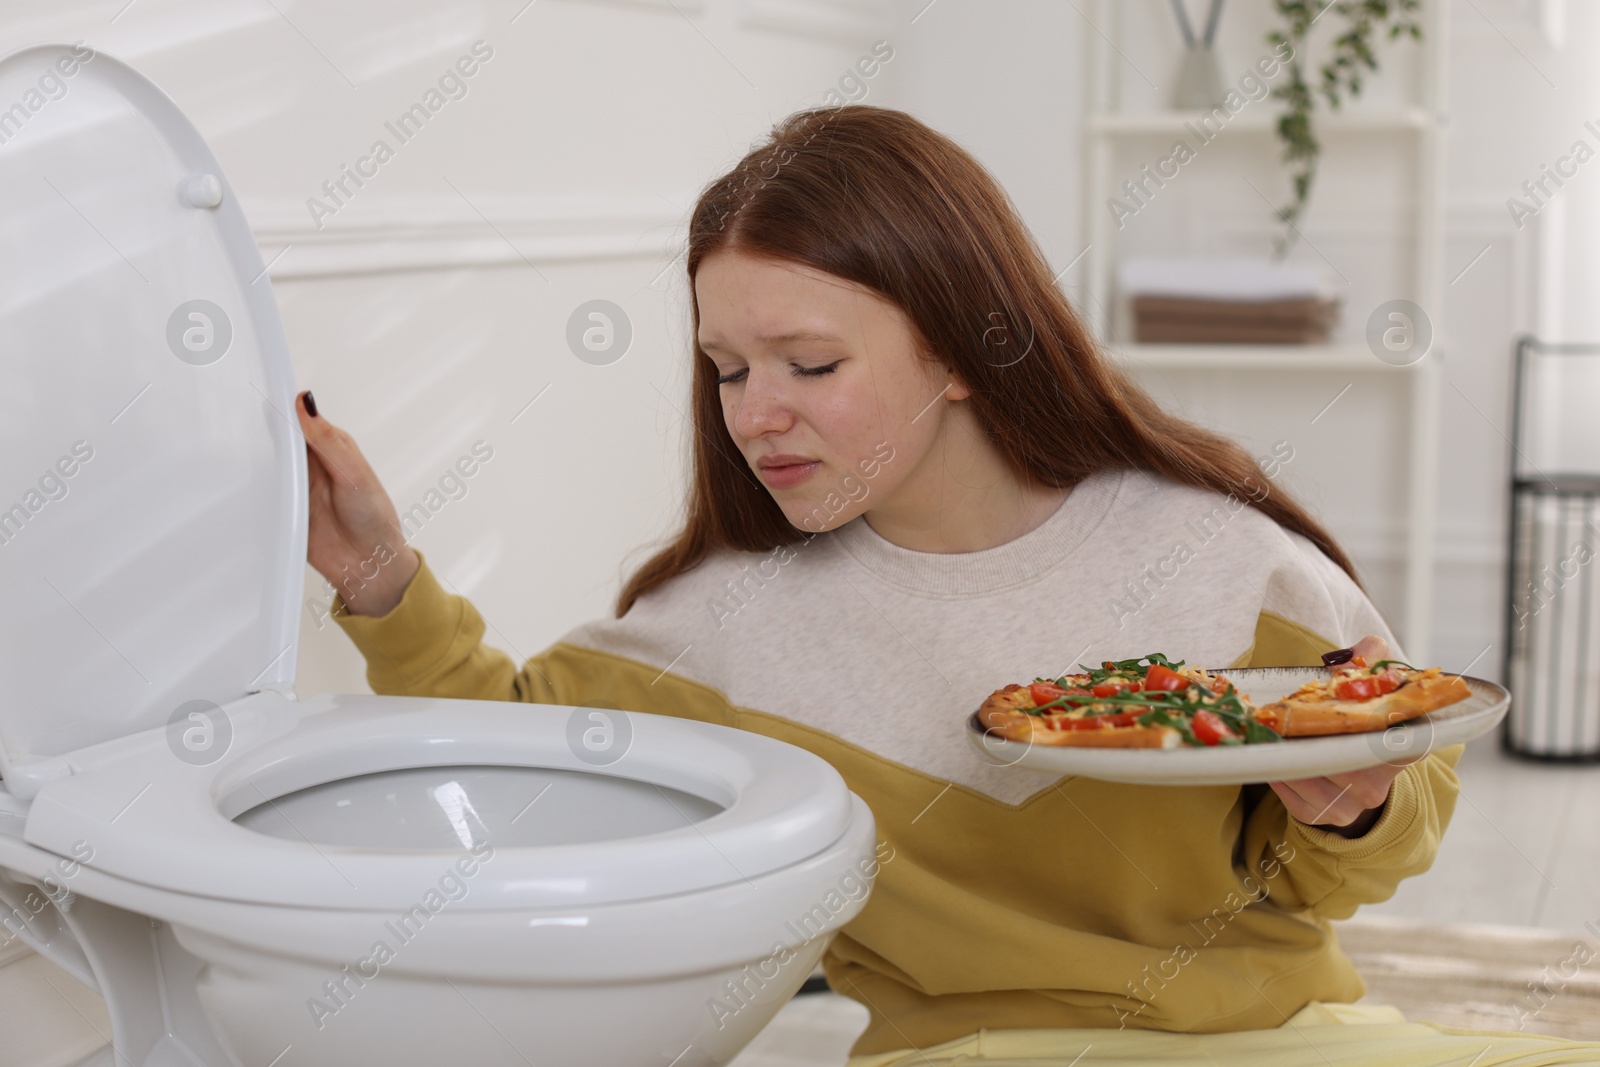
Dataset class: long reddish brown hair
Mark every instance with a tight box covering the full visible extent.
[615,104,1360,617]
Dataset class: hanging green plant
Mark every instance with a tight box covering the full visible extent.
[1266,0,1423,259]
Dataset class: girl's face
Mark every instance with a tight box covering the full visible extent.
[695,248,967,533]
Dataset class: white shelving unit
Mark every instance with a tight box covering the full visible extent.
[1082,0,1448,660]
[1088,106,1431,136]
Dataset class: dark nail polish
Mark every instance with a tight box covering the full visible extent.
[1321,647,1354,667]
[304,390,318,418]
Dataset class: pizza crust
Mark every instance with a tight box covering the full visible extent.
[1252,671,1472,737]
[976,683,1183,748]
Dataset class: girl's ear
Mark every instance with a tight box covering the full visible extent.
[913,339,969,400]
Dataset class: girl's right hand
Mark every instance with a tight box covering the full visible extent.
[295,390,420,618]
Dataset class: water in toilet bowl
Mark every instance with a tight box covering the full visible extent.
[234,764,724,851]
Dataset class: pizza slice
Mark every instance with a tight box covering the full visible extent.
[1250,657,1472,737]
[976,653,1284,749]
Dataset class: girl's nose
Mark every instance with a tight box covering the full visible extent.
[732,373,795,439]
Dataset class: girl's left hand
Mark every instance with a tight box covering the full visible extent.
[1265,634,1423,839]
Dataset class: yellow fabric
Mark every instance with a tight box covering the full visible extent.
[843,1001,1600,1066]
[330,550,1521,1059]
[1237,607,1347,668]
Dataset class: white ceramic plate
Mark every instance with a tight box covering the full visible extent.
[964,666,1510,786]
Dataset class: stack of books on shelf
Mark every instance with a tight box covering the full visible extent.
[1119,258,1340,344]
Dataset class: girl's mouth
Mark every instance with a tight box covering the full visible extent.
[759,461,820,489]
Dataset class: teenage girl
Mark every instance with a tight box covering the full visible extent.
[294,106,1600,1066]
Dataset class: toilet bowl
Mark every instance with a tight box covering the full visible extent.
[0,43,877,1067]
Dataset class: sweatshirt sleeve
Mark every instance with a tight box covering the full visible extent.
[1239,736,1464,919]
[1229,530,1466,920]
[329,548,564,704]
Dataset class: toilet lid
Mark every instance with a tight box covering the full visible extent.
[0,45,304,784]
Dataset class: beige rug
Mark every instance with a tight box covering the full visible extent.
[734,919,1600,1066]
[1331,915,1600,1040]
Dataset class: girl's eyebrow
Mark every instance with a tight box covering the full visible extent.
[701,330,844,353]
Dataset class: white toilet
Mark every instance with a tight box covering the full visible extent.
[0,43,877,1067]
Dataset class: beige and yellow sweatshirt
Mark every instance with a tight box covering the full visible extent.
[331,466,1463,1057]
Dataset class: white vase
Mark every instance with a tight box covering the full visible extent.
[1173,45,1227,109]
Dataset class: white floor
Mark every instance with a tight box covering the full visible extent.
[0,940,113,1067]
[4,736,1596,1067]
[728,993,869,1067]
[1361,733,1600,936]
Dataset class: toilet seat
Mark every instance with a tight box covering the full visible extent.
[21,689,859,910]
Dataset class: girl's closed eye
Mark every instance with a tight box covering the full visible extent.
[715,360,842,385]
